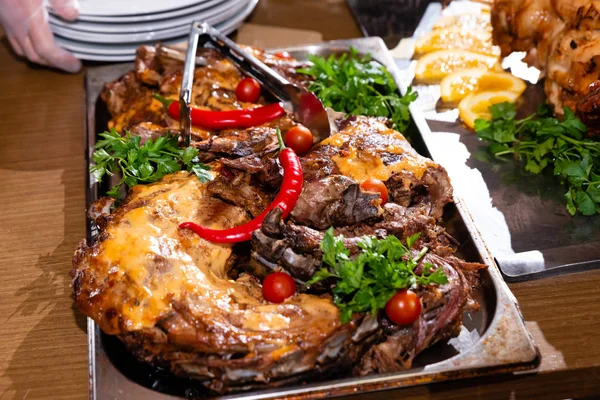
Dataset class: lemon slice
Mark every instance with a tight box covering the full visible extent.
[415,28,500,57]
[440,68,527,105]
[433,13,492,32]
[458,90,520,130]
[414,50,501,84]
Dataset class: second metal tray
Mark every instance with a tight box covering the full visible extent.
[84,37,539,400]
[393,2,600,281]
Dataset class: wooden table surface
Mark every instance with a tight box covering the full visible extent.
[0,1,599,399]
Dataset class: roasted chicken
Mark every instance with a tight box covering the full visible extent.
[73,45,484,393]
[492,0,600,132]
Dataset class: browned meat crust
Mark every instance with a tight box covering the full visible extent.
[73,172,382,392]
[75,44,485,393]
[101,45,309,146]
[492,0,600,136]
[291,175,383,229]
[251,206,483,375]
[300,116,453,220]
[207,166,275,218]
[252,202,460,283]
[100,71,173,132]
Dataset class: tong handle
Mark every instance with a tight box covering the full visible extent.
[179,22,300,143]
[197,23,293,101]
[179,27,201,145]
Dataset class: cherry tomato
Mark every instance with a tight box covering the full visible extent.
[284,125,314,155]
[385,290,422,325]
[360,178,389,205]
[273,51,293,59]
[262,272,296,303]
[235,77,261,103]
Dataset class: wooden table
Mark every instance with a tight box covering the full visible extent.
[0,1,599,399]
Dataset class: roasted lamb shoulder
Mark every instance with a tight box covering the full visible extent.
[101,45,308,143]
[78,42,486,393]
[247,116,480,376]
[296,116,453,226]
[207,115,453,235]
[251,207,483,375]
[72,172,380,392]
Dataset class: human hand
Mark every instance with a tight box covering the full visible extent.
[0,0,81,73]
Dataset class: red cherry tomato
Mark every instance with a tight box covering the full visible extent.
[360,178,389,205]
[273,51,293,59]
[284,125,314,155]
[235,78,261,103]
[262,272,296,303]
[385,290,422,325]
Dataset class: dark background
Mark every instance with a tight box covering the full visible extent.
[347,0,431,47]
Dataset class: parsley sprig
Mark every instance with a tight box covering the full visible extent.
[475,103,600,216]
[308,228,448,323]
[297,47,417,132]
[90,129,212,198]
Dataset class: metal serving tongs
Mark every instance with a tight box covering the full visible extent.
[178,22,331,144]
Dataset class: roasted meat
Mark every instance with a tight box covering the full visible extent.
[492,0,600,133]
[73,172,379,392]
[206,115,453,230]
[297,116,453,223]
[251,208,482,375]
[291,175,383,230]
[75,44,485,393]
[251,201,460,286]
[101,45,307,145]
[73,170,480,391]
[356,250,481,374]
[207,165,276,218]
[101,70,174,133]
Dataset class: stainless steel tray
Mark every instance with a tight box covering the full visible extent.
[393,2,600,281]
[84,37,539,400]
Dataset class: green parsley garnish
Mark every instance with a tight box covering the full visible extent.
[90,129,212,198]
[475,102,600,216]
[297,47,417,133]
[308,228,448,324]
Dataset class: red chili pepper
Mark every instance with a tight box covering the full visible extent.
[179,129,303,243]
[153,94,285,130]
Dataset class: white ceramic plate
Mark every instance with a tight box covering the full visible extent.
[73,0,222,23]
[72,51,148,62]
[71,0,209,17]
[51,0,246,43]
[49,0,230,33]
[59,0,257,60]
[60,35,186,56]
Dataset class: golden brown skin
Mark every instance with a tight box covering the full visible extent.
[81,45,480,391]
[72,172,353,390]
[102,45,309,141]
[492,0,565,69]
[103,47,249,138]
[546,30,600,109]
[73,171,340,339]
[301,116,453,219]
[492,0,600,132]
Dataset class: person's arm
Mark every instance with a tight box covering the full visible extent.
[0,0,81,73]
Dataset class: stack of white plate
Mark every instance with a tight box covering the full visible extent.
[49,0,258,62]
